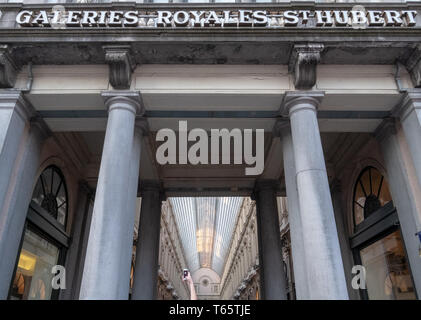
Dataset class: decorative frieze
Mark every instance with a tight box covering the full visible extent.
[288,44,324,90]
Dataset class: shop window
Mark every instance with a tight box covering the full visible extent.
[9,166,70,300]
[350,166,416,300]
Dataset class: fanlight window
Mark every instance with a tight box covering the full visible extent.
[31,166,68,227]
[353,166,392,227]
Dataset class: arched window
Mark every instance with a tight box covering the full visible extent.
[350,166,416,300]
[31,166,68,227]
[353,166,392,227]
[9,166,70,300]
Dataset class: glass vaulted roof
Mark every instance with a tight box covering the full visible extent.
[170,197,243,276]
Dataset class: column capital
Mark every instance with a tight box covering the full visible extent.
[392,89,421,121]
[288,43,324,90]
[279,91,324,117]
[0,90,35,121]
[374,118,397,143]
[101,90,144,116]
[103,45,136,90]
[272,118,290,138]
[0,45,19,88]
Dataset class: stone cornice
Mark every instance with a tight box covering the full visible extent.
[289,43,324,90]
[0,45,19,88]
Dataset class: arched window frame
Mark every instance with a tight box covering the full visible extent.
[31,165,69,229]
[352,165,392,231]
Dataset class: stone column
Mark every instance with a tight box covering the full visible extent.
[119,119,147,298]
[79,91,143,300]
[0,91,34,219]
[0,118,50,299]
[253,180,287,300]
[132,181,163,300]
[375,119,421,297]
[330,180,358,300]
[394,90,421,189]
[281,91,348,300]
[276,121,309,299]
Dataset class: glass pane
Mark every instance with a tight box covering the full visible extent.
[42,169,53,195]
[359,169,370,197]
[360,230,416,300]
[9,228,60,300]
[354,183,365,225]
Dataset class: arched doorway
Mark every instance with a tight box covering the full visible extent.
[350,166,416,300]
[8,166,69,300]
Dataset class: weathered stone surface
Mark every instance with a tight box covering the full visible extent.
[406,45,421,88]
[103,45,136,90]
[288,43,324,90]
[0,45,19,88]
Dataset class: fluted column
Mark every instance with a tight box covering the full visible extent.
[0,117,50,299]
[281,91,348,300]
[253,180,287,300]
[80,91,143,300]
[132,181,164,300]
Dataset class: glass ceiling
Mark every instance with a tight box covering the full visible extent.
[170,197,243,276]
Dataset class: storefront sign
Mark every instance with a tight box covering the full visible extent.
[14,8,418,29]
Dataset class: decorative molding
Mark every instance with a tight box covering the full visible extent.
[288,43,324,90]
[103,45,136,90]
[405,45,421,88]
[279,91,325,117]
[0,45,19,88]
[101,90,144,115]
